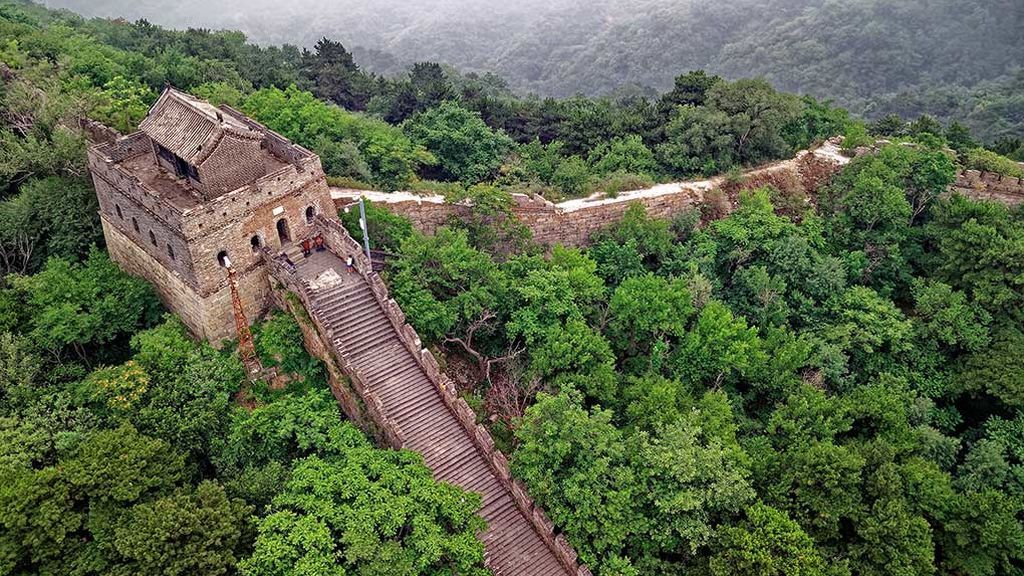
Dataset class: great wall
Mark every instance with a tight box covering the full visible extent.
[87,89,589,576]
[332,139,1024,246]
[86,87,1024,576]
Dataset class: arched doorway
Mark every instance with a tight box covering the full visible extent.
[276,218,290,244]
[305,205,316,222]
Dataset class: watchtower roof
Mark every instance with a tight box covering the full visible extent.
[140,87,259,164]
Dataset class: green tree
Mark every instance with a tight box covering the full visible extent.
[709,503,830,576]
[126,317,243,463]
[959,328,1024,409]
[607,273,693,359]
[403,101,514,183]
[8,250,162,365]
[589,135,656,177]
[92,75,156,134]
[656,105,735,176]
[512,391,643,573]
[705,78,803,165]
[658,70,723,111]
[240,453,488,576]
[214,389,368,509]
[389,227,501,343]
[634,392,754,562]
[110,481,251,576]
[243,86,431,188]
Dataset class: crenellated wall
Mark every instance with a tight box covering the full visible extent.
[334,144,1024,248]
[333,140,849,247]
[278,215,592,575]
[952,169,1024,207]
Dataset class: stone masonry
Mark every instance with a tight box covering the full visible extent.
[333,140,1024,248]
[88,88,335,343]
[333,139,850,247]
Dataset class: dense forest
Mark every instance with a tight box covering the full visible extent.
[40,0,1024,142]
[2,0,1024,575]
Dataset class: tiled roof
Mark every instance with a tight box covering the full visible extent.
[139,88,255,164]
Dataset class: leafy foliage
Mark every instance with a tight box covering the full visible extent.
[240,453,488,576]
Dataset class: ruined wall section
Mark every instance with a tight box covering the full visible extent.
[952,170,1024,207]
[333,144,847,247]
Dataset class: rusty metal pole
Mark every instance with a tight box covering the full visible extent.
[226,261,262,377]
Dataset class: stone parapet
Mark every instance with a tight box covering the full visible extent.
[310,214,588,575]
[179,162,325,241]
[88,141,187,232]
[333,140,850,247]
[951,169,1024,207]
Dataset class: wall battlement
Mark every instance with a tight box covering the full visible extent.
[333,140,847,247]
[952,169,1024,207]
[334,143,1024,248]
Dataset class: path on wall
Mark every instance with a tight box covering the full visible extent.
[330,139,851,246]
[329,139,851,213]
[267,221,587,576]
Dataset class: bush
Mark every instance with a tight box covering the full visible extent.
[965,148,1024,178]
[594,172,655,198]
[552,156,593,198]
[339,199,414,253]
[841,121,873,155]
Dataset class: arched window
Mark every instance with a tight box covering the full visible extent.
[167,244,175,260]
[132,217,139,233]
[148,230,157,246]
[115,204,123,219]
[250,235,262,250]
[217,250,230,268]
[305,205,316,222]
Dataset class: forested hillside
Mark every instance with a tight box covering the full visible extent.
[41,0,1024,141]
[2,1,1024,575]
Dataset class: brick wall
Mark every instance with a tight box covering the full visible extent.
[334,145,845,248]
[92,130,335,342]
[335,151,1024,249]
[88,148,186,231]
[952,169,1024,207]
[92,161,198,287]
[102,217,269,343]
[185,175,333,297]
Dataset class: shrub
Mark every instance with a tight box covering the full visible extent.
[965,148,1024,178]
[595,172,655,198]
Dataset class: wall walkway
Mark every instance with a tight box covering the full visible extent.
[265,217,589,576]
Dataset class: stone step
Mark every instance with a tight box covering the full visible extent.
[268,250,578,576]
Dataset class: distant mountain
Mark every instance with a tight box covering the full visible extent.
[42,0,1024,138]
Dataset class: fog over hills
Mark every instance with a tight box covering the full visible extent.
[42,0,1024,130]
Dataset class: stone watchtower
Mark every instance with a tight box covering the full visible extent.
[87,88,337,343]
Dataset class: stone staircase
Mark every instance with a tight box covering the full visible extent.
[301,271,579,575]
